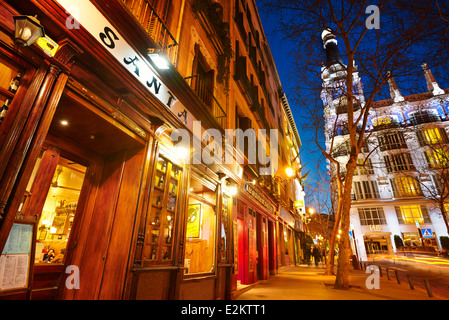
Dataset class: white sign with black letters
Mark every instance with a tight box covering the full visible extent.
[56,0,196,129]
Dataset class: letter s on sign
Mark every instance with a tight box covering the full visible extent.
[99,27,119,49]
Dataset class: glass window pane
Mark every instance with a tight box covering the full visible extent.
[185,177,216,275]
[35,157,86,264]
[144,156,181,264]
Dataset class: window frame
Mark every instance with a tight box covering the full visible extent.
[395,205,431,224]
[358,207,387,225]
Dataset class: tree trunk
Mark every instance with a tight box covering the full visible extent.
[334,162,357,289]
[438,201,449,235]
[325,182,342,275]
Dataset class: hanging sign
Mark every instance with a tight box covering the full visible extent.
[56,0,197,130]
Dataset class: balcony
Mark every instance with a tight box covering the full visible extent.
[250,86,270,130]
[234,56,252,105]
[408,109,441,126]
[235,11,247,45]
[378,132,408,151]
[122,0,178,65]
[185,75,227,129]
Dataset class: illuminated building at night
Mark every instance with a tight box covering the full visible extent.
[0,0,304,299]
[321,29,449,261]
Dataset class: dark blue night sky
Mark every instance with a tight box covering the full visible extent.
[256,2,325,200]
[256,1,449,208]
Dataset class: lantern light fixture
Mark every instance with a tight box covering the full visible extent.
[13,15,45,47]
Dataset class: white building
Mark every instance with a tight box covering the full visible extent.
[321,30,449,261]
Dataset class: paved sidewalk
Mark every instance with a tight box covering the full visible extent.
[234,264,449,300]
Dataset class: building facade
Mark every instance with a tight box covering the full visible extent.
[321,30,449,262]
[0,0,303,300]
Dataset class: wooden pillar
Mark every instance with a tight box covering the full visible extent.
[0,38,81,254]
[0,65,64,253]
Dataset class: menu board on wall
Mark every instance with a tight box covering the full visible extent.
[0,223,33,291]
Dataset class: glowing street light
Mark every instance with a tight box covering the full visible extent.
[285,166,295,178]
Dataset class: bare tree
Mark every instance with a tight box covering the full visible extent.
[259,0,449,289]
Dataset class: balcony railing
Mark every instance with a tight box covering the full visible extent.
[408,110,441,126]
[185,75,227,129]
[122,0,178,66]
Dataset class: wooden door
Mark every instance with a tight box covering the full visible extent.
[24,144,94,300]
[237,218,248,285]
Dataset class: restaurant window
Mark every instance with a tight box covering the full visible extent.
[395,205,431,224]
[143,155,182,264]
[32,155,86,264]
[184,173,217,275]
[402,232,422,247]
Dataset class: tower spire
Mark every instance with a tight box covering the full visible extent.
[387,71,404,103]
[422,63,444,95]
[321,28,344,68]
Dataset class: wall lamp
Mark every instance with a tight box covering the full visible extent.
[226,178,238,196]
[172,137,190,161]
[148,48,170,70]
[13,15,45,46]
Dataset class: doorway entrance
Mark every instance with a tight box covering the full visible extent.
[22,87,147,299]
[364,234,391,255]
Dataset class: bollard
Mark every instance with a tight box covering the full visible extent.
[424,279,433,298]
[407,274,414,290]
[386,267,391,280]
[395,270,401,284]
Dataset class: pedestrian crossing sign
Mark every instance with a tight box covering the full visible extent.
[421,229,433,238]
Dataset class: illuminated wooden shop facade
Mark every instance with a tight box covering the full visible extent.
[0,0,304,300]
[0,0,244,300]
